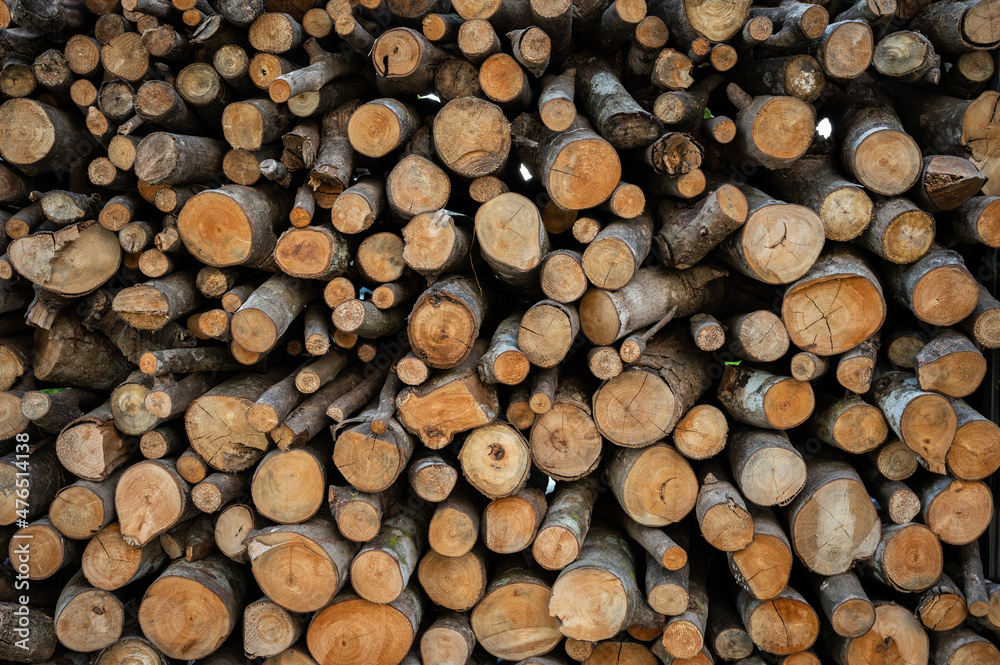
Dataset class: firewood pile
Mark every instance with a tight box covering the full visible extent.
[2,0,1000,663]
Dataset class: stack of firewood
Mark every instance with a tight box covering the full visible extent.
[2,0,1000,663]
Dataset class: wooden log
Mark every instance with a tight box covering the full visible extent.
[860,465,920,523]
[511,113,622,211]
[192,472,248,513]
[350,507,427,604]
[593,326,713,447]
[696,462,753,551]
[715,184,824,285]
[528,372,602,481]
[159,513,217,562]
[408,451,458,503]
[53,570,125,653]
[0,98,87,176]
[707,586,753,660]
[481,486,546,553]
[786,457,881,575]
[739,586,819,656]
[870,438,920,481]
[837,332,880,394]
[401,210,471,279]
[871,366,957,474]
[655,185,747,269]
[826,601,928,665]
[243,597,307,659]
[333,415,414,492]
[549,527,642,641]
[396,341,498,449]
[138,555,244,660]
[725,426,806,510]
[9,517,80,580]
[418,545,487,612]
[724,84,816,170]
[581,263,726,346]
[9,220,121,298]
[813,571,876,638]
[914,573,968,631]
[717,366,815,431]
[913,329,985,398]
[115,458,197,547]
[185,371,284,472]
[581,212,653,291]
[215,502,261,563]
[474,192,549,292]
[572,52,663,149]
[408,276,486,370]
[917,475,993,545]
[958,539,990,617]
[421,612,475,665]
[56,402,136,482]
[518,300,579,368]
[306,587,422,665]
[608,443,698,527]
[860,521,943,592]
[231,274,319,353]
[248,516,357,613]
[82,522,167,591]
[930,628,1000,664]
[385,154,451,219]
[837,74,923,195]
[178,184,288,268]
[809,394,888,454]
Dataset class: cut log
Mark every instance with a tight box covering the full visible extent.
[243,597,306,659]
[674,404,728,460]
[428,486,480,557]
[548,526,642,642]
[350,508,427,604]
[247,516,357,613]
[813,571,876,638]
[724,84,816,170]
[827,601,928,665]
[137,555,244,660]
[306,587,422,665]
[727,506,793,601]
[329,485,394,543]
[115,458,196,547]
[408,451,458,503]
[738,586,819,656]
[49,471,120,540]
[529,372,603,481]
[837,333,880,394]
[608,443,698,527]
[417,545,488,612]
[475,192,550,292]
[81,522,167,591]
[695,462,754,551]
[913,329,985,398]
[409,276,487,370]
[717,366,815,431]
[917,475,993,545]
[782,247,886,356]
[914,573,968,631]
[871,366,957,475]
[861,521,943,592]
[786,457,881,575]
[715,184,824,285]
[808,394,888,454]
[655,185,748,269]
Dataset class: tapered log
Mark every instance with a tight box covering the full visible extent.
[511,113,622,210]
[739,586,819,656]
[530,478,597,570]
[248,516,357,613]
[787,457,881,575]
[307,587,423,665]
[185,372,283,472]
[82,522,167,591]
[138,555,244,661]
[243,597,306,659]
[538,68,576,132]
[958,539,990,616]
[715,184,824,285]
[418,545,488,612]
[917,475,993,545]
[814,571,876,638]
[695,462,753,551]
[608,443,698,527]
